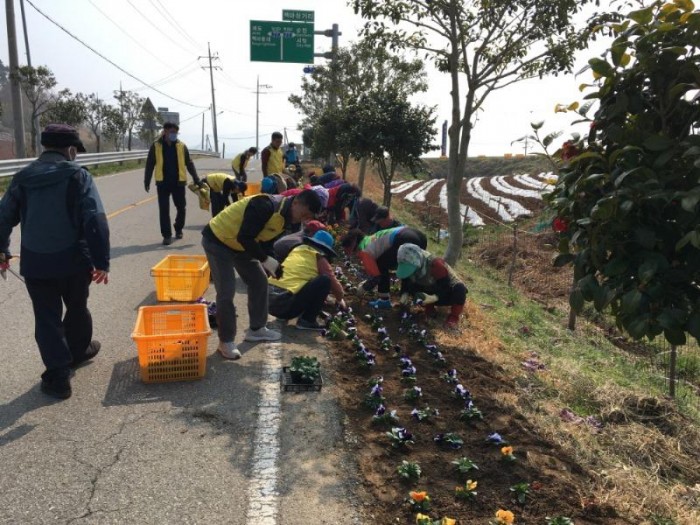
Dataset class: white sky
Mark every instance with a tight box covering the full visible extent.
[1,0,615,158]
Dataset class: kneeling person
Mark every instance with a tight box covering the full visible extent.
[396,243,467,329]
[202,172,247,217]
[268,230,346,330]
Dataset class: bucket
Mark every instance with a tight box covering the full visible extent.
[246,182,261,195]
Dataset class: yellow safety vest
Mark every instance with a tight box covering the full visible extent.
[154,140,187,183]
[206,172,236,193]
[209,195,286,251]
[232,153,249,174]
[264,146,285,176]
[269,244,320,294]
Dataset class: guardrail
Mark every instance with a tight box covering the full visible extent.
[0,149,220,179]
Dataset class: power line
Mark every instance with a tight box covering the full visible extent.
[86,0,176,71]
[150,0,202,52]
[180,108,209,124]
[126,0,198,56]
[25,0,208,109]
[130,64,201,92]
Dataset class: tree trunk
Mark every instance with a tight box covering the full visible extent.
[383,177,392,207]
[96,134,101,153]
[358,157,368,193]
[30,111,38,156]
[127,130,132,151]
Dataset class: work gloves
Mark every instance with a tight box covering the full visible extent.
[144,181,150,192]
[261,257,282,279]
[416,292,439,305]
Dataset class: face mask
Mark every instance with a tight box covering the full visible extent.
[168,132,178,141]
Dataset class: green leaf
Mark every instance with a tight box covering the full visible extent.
[682,145,700,157]
[611,42,628,67]
[635,228,657,249]
[627,316,649,339]
[664,329,687,345]
[638,259,658,283]
[621,289,643,313]
[569,289,585,313]
[579,275,599,300]
[594,286,617,311]
[553,253,575,267]
[643,135,675,151]
[681,193,700,212]
[604,258,628,277]
[590,196,617,220]
[620,200,634,214]
[675,230,700,250]
[588,58,615,78]
[688,312,700,341]
[629,6,654,24]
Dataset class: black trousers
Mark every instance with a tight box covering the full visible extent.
[268,275,331,322]
[25,271,93,381]
[157,184,186,238]
[376,229,428,294]
[210,192,227,217]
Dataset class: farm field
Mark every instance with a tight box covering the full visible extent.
[391,173,556,226]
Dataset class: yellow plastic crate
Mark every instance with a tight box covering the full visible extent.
[151,254,210,302]
[131,304,211,383]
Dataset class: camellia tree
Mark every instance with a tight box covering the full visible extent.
[353,0,594,264]
[547,1,700,345]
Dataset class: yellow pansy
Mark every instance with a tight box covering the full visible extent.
[467,480,478,491]
[496,509,515,524]
[501,446,514,456]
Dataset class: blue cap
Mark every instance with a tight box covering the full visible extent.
[261,176,277,194]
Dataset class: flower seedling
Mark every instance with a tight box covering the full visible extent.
[364,383,385,410]
[416,516,456,525]
[372,404,399,425]
[510,482,530,505]
[408,490,431,512]
[545,518,574,525]
[460,400,484,422]
[443,369,459,384]
[411,407,438,423]
[501,446,517,463]
[455,479,478,500]
[289,356,321,384]
[434,432,464,450]
[454,384,471,401]
[486,432,508,446]
[397,460,421,482]
[451,456,479,476]
[404,386,423,402]
[490,509,515,525]
[386,427,414,449]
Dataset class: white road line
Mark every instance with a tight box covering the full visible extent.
[246,343,282,525]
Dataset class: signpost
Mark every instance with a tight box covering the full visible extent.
[250,20,314,63]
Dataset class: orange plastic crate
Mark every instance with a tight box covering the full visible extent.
[151,254,210,302]
[131,304,211,383]
[246,181,261,195]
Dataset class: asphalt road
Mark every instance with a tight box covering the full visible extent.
[0,157,363,524]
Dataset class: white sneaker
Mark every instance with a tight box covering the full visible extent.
[217,341,242,360]
[244,326,282,342]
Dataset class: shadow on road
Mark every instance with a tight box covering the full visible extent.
[110,241,198,260]
[0,386,60,446]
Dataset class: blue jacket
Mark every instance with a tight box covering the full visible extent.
[0,151,110,278]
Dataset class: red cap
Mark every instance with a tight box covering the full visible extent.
[304,220,327,235]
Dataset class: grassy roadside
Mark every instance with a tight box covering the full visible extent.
[348,161,700,524]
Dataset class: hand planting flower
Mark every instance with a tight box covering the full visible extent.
[490,509,515,525]
[486,432,508,445]
[509,482,530,505]
[460,400,484,422]
[434,432,463,449]
[408,490,431,512]
[386,427,414,449]
[452,456,479,476]
[397,460,421,482]
[501,446,516,463]
[455,479,477,500]
[404,386,423,402]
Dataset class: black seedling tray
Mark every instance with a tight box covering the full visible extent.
[280,366,323,392]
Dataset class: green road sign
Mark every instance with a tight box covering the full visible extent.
[250,20,314,63]
[282,9,314,22]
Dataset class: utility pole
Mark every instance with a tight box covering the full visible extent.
[199,43,220,155]
[19,0,40,155]
[201,111,205,150]
[314,24,341,166]
[255,75,272,157]
[6,0,27,158]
